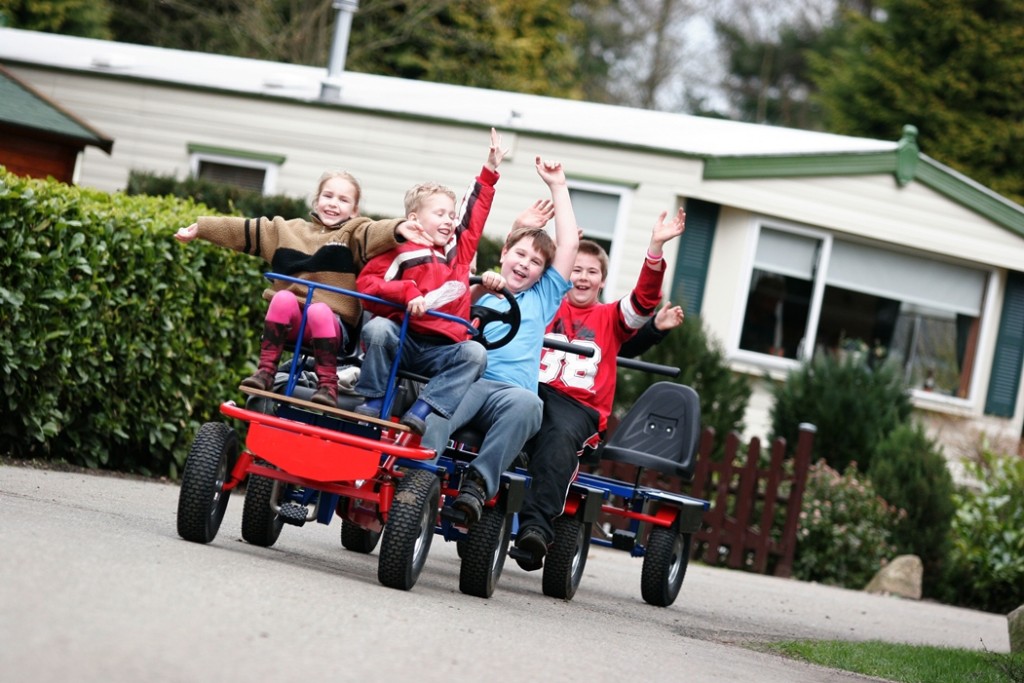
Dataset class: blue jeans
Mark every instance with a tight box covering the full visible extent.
[356,316,486,419]
[422,379,542,499]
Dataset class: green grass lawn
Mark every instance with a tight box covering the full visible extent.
[759,640,1024,683]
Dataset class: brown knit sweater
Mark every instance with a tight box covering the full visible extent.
[195,212,405,327]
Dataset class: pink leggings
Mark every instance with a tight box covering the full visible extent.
[265,290,342,344]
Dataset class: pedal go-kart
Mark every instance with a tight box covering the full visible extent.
[505,359,709,607]
[176,273,523,595]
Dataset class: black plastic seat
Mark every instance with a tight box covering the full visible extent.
[598,382,701,482]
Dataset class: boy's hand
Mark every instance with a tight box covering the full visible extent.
[174,223,198,243]
[397,220,432,246]
[535,156,566,187]
[649,207,686,252]
[512,199,555,230]
[407,295,428,317]
[480,270,507,293]
[486,127,509,172]
[654,301,684,332]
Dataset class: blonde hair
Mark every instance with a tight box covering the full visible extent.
[313,170,362,210]
[578,239,609,279]
[404,181,456,215]
[503,227,557,268]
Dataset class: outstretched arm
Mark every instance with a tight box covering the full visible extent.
[535,157,579,280]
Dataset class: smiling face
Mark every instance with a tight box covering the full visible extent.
[568,251,606,308]
[315,175,360,226]
[411,191,457,248]
[500,235,548,294]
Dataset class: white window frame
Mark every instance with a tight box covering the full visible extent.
[187,147,281,195]
[567,179,633,301]
[733,218,994,407]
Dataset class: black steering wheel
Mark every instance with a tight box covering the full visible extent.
[469,275,521,350]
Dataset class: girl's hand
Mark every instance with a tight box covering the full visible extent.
[407,296,428,317]
[397,220,432,246]
[535,156,566,187]
[174,224,198,242]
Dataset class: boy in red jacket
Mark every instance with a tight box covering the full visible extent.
[353,129,507,434]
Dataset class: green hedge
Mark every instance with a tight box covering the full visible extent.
[0,169,265,477]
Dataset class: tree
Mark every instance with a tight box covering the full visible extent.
[810,0,1024,205]
[0,0,112,38]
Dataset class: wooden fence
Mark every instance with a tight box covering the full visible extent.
[588,423,816,578]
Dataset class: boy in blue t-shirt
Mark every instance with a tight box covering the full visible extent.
[421,156,580,526]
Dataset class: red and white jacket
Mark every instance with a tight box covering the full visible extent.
[357,166,498,342]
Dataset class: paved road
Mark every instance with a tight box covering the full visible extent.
[0,464,1009,683]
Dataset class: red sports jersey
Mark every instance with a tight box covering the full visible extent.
[539,259,664,430]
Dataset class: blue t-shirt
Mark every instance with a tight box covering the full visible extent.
[477,267,570,390]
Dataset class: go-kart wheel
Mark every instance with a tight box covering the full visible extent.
[459,506,512,598]
[641,524,691,607]
[542,515,591,600]
[341,519,381,554]
[377,469,440,591]
[468,276,521,351]
[241,471,286,547]
[177,422,237,544]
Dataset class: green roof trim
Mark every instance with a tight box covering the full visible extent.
[0,66,112,152]
[701,124,1024,239]
[187,143,286,165]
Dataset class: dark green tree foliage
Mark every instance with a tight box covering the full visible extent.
[613,316,751,459]
[0,0,112,37]
[770,353,912,473]
[867,422,956,598]
[810,0,1024,205]
[0,169,265,476]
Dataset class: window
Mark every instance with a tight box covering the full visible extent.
[568,180,633,300]
[738,224,990,399]
[187,143,285,194]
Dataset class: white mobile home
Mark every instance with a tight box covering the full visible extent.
[2,27,1022,459]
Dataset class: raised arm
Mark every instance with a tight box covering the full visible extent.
[535,157,579,279]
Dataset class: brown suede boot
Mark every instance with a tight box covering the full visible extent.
[310,336,339,407]
[241,321,289,391]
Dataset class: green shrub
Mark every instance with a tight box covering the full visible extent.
[0,168,264,476]
[127,170,310,220]
[770,353,912,473]
[941,449,1024,614]
[867,422,956,599]
[614,315,751,459]
[792,459,904,588]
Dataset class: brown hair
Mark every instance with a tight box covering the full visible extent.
[503,227,557,268]
[314,170,362,210]
[404,181,456,215]
[577,239,609,279]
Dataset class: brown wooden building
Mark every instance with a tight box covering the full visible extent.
[0,65,112,183]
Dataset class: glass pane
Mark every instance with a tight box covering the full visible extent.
[739,269,812,359]
[568,188,619,240]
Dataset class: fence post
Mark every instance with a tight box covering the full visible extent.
[727,437,760,569]
[773,423,816,578]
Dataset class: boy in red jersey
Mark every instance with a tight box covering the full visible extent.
[513,207,687,570]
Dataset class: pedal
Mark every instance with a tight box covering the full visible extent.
[507,546,533,562]
[611,529,637,551]
[440,505,469,526]
[277,502,308,527]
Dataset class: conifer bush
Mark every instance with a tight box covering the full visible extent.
[770,353,912,473]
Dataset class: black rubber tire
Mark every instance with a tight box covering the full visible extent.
[177,422,237,544]
[241,472,285,547]
[377,470,440,591]
[641,526,692,607]
[542,515,591,600]
[341,519,381,554]
[459,506,512,598]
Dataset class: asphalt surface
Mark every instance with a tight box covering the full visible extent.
[0,462,1011,683]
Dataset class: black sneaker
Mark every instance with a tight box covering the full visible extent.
[452,471,487,527]
[514,526,548,572]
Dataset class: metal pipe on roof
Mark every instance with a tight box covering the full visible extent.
[321,0,359,101]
